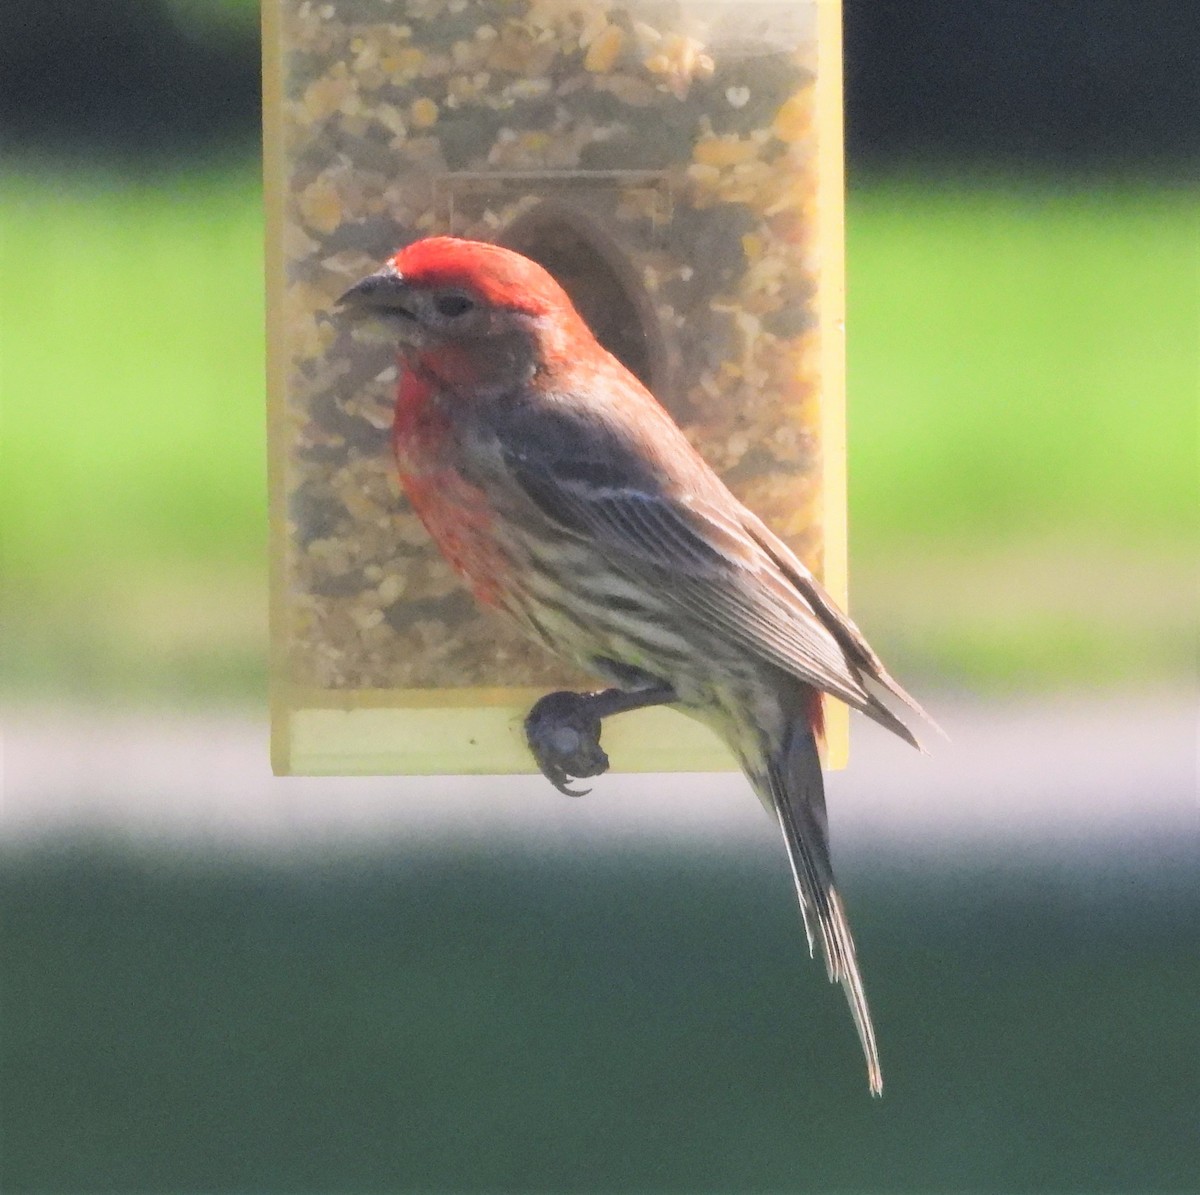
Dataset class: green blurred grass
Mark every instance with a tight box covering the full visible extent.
[2,171,1195,698]
[2,843,1196,1191]
[847,182,1197,550]
[2,172,267,701]
[2,172,265,577]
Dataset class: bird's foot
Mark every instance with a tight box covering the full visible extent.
[524,690,610,796]
[523,681,679,797]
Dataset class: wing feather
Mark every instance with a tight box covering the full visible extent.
[492,392,926,745]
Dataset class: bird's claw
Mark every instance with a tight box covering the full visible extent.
[523,690,610,797]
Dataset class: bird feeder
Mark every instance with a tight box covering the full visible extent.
[264,0,849,775]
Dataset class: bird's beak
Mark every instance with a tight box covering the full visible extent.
[336,263,417,322]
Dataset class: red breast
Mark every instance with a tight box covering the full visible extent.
[392,364,508,609]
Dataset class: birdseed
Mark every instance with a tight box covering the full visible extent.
[268,0,841,697]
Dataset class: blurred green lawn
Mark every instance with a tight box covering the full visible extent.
[2,171,1195,699]
[3,843,1196,1191]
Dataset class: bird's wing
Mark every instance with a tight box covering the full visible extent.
[740,508,938,730]
[493,394,922,745]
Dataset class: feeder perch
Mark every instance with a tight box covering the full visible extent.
[264,0,849,776]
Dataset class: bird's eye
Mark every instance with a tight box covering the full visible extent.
[434,295,474,318]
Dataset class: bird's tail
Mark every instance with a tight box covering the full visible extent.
[743,705,882,1096]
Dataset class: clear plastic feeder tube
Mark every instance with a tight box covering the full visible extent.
[264,0,848,775]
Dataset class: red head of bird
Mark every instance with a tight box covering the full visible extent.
[338,236,594,392]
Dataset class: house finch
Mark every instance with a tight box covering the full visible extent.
[339,236,932,1095]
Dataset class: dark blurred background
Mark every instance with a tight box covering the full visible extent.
[2,2,1197,1191]
[2,0,1198,168]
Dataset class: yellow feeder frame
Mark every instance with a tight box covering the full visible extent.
[264,0,849,776]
